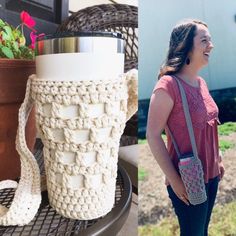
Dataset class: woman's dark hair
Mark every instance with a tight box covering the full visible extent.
[158,19,208,79]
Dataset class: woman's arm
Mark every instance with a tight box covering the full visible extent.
[146,89,189,205]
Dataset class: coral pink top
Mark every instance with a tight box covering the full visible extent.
[153,75,221,184]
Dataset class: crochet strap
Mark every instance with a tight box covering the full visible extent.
[125,69,138,121]
[167,75,199,160]
[0,76,41,226]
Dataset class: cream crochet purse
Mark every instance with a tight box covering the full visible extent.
[0,69,137,226]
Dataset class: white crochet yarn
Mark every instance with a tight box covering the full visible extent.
[0,69,137,225]
[0,78,41,226]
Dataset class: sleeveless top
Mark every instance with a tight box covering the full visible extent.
[153,75,221,184]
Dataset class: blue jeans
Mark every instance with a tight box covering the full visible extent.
[167,176,219,236]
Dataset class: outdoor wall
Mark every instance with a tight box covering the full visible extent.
[139,0,236,100]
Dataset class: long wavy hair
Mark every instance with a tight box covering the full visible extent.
[158,19,208,79]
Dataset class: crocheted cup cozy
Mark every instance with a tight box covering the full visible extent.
[0,69,137,225]
[30,75,130,219]
[178,157,207,205]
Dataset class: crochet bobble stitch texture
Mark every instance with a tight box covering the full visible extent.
[0,69,138,225]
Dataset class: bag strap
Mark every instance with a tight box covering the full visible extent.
[0,76,41,226]
[166,75,199,160]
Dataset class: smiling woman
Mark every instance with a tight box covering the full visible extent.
[189,24,214,69]
[158,19,213,81]
[146,19,225,236]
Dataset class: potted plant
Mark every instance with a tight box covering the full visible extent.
[0,11,43,180]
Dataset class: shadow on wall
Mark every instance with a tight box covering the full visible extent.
[138,87,236,139]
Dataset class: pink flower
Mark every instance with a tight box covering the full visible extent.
[30,32,45,49]
[20,11,35,28]
[30,32,37,49]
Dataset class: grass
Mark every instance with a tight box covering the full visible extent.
[139,217,179,236]
[208,201,236,236]
[218,122,236,136]
[138,134,166,145]
[219,140,234,152]
[138,201,236,236]
[138,168,148,181]
[139,139,147,144]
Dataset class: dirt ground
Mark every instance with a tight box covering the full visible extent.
[138,133,236,225]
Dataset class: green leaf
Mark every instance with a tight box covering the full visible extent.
[19,46,34,60]
[3,26,12,35]
[12,41,19,51]
[0,19,5,27]
[1,46,14,58]
[13,49,21,59]
[12,29,22,40]
[4,26,14,41]
[1,31,10,40]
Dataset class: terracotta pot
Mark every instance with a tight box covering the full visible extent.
[0,59,36,180]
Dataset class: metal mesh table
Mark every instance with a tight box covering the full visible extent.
[0,140,132,236]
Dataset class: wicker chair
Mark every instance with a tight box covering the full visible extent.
[57,4,138,73]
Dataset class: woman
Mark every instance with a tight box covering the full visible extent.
[146,19,225,236]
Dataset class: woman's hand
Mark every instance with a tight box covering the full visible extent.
[219,160,225,180]
[218,150,225,180]
[170,177,190,205]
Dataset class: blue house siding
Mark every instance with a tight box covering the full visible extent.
[139,0,236,100]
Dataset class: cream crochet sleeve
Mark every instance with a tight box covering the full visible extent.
[0,69,137,226]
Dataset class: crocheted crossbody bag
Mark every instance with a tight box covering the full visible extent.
[0,69,137,226]
[167,76,207,205]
